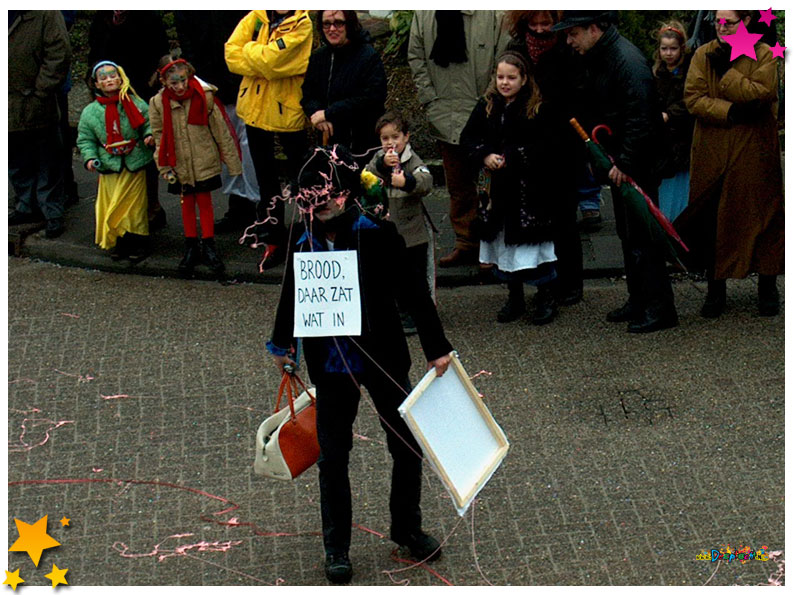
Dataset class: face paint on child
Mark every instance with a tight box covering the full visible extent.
[164,68,189,96]
[95,66,121,95]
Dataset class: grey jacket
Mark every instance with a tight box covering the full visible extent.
[365,144,433,248]
[8,11,72,132]
[408,10,507,145]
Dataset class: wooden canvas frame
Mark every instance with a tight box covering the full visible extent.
[398,352,509,516]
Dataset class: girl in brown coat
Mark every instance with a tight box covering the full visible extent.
[149,56,242,276]
[680,10,783,317]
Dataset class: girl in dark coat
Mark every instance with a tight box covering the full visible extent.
[653,21,694,222]
[460,51,563,325]
[301,11,387,167]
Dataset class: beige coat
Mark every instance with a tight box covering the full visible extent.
[681,39,783,279]
[408,10,507,145]
[149,80,242,188]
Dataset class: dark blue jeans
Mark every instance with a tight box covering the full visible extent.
[9,126,65,223]
[314,368,423,556]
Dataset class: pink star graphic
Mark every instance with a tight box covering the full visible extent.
[719,17,727,25]
[721,20,764,61]
[770,42,786,59]
[758,8,777,27]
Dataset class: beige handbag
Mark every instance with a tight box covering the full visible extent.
[254,371,320,480]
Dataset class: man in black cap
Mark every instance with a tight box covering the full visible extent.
[553,11,677,333]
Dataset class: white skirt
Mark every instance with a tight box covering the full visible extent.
[479,229,557,273]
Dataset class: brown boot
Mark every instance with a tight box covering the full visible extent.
[438,248,478,268]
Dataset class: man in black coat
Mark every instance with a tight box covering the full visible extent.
[267,146,452,584]
[553,11,677,333]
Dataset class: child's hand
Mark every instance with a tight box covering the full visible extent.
[391,170,406,188]
[143,135,155,148]
[310,110,326,127]
[484,153,505,170]
[384,149,399,168]
[661,112,669,124]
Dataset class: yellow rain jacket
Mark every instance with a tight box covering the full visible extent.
[225,10,313,133]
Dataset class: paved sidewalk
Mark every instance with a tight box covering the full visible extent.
[6,257,784,586]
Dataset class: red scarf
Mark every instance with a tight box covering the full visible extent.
[158,77,209,168]
[96,94,146,146]
[158,77,242,168]
[525,31,558,64]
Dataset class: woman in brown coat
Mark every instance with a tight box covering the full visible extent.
[679,10,783,317]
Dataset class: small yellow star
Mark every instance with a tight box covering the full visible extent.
[8,515,61,567]
[59,517,70,527]
[44,564,68,588]
[3,569,25,591]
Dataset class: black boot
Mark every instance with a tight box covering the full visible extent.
[178,237,201,275]
[497,280,525,323]
[201,237,225,274]
[758,275,780,316]
[126,234,149,264]
[700,278,727,318]
[531,283,558,326]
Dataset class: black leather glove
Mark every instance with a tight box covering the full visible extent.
[707,44,732,78]
[728,99,764,124]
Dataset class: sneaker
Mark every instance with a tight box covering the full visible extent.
[579,209,602,230]
[324,552,352,584]
[395,530,442,562]
[44,220,65,239]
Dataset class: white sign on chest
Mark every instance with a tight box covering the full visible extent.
[293,250,362,337]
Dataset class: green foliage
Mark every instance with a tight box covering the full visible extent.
[383,10,413,58]
[617,10,695,61]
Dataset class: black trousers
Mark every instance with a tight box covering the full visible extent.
[551,191,584,295]
[246,126,308,245]
[313,368,423,556]
[611,181,675,312]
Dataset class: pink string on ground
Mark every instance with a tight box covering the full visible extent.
[470,499,494,586]
[100,394,133,400]
[54,369,95,383]
[758,551,785,586]
[353,433,385,446]
[8,417,74,452]
[351,523,386,539]
[60,312,81,318]
[113,533,245,562]
[469,370,493,380]
[8,378,37,385]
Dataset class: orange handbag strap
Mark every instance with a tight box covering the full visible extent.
[273,370,316,420]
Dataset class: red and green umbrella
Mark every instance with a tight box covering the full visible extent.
[569,118,689,267]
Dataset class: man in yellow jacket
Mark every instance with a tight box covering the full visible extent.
[225,10,313,268]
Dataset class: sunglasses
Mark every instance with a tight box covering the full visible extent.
[322,19,346,30]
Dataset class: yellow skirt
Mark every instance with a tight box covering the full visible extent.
[95,169,149,250]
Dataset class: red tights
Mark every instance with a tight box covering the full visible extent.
[180,192,214,238]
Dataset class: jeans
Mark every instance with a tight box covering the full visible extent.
[576,165,601,213]
[314,368,423,555]
[9,126,65,223]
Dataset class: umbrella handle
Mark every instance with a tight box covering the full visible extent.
[591,124,613,147]
[569,118,590,142]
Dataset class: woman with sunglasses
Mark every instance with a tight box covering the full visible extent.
[679,10,783,318]
[301,11,387,167]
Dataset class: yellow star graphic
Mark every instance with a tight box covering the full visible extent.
[8,515,61,567]
[59,517,70,527]
[44,564,68,588]
[3,569,25,591]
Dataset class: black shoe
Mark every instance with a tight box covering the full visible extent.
[558,287,583,307]
[758,286,780,316]
[260,244,286,270]
[700,295,726,318]
[126,235,149,264]
[324,553,352,584]
[44,219,65,239]
[178,237,201,274]
[531,293,558,326]
[9,211,38,226]
[149,208,167,232]
[606,302,641,323]
[395,530,442,562]
[496,296,526,323]
[627,308,678,334]
[201,237,225,273]
[110,236,128,261]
